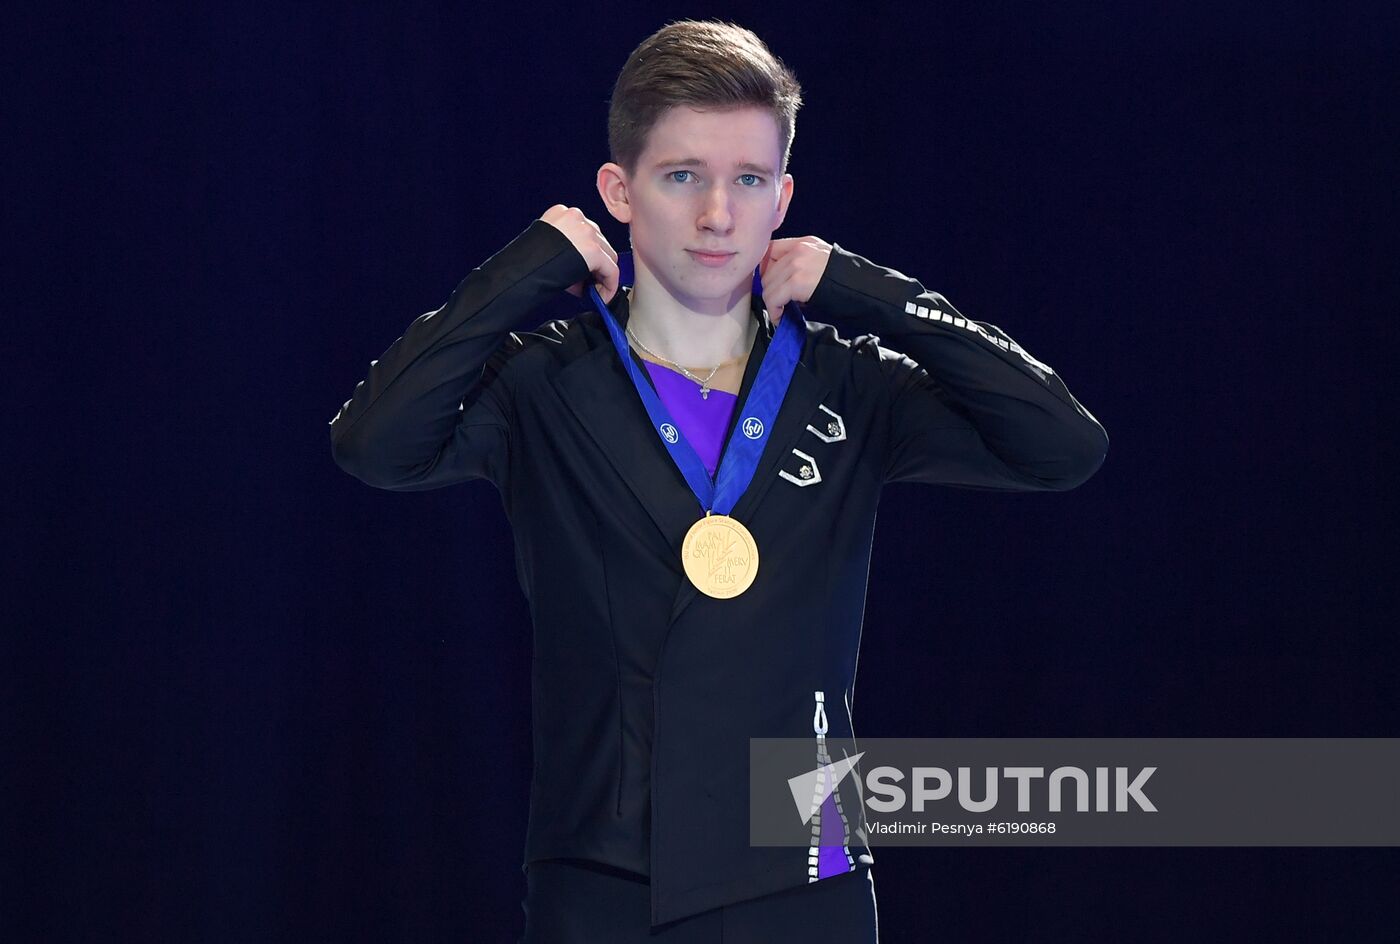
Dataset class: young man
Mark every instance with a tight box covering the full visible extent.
[329,19,1107,943]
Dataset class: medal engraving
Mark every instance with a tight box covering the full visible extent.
[683,514,759,599]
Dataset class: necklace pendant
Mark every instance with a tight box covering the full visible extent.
[701,386,710,400]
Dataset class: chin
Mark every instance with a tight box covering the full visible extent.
[692,274,751,297]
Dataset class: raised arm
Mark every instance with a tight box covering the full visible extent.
[328,216,595,491]
[803,244,1109,491]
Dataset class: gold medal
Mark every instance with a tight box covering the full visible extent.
[682,512,759,598]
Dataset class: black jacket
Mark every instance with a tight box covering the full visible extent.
[329,219,1108,924]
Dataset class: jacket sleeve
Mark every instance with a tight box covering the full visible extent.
[802,243,1109,491]
[328,219,589,491]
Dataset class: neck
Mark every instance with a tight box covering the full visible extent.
[625,263,757,367]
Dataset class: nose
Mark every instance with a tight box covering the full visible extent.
[697,185,735,235]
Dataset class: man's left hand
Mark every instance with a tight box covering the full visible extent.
[759,236,832,324]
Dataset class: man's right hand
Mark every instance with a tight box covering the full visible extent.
[539,205,620,304]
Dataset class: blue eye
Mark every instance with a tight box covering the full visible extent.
[739,174,762,186]
[669,170,693,183]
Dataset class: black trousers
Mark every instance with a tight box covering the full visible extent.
[519,858,878,943]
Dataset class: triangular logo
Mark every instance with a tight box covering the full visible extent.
[786,752,865,824]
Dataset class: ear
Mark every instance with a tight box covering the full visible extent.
[771,173,795,231]
[596,162,633,224]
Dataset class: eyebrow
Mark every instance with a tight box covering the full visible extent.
[654,158,776,176]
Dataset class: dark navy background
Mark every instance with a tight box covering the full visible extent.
[9,2,1399,940]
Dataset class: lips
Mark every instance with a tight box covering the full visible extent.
[687,249,736,268]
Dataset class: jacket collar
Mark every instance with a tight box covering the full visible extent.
[549,287,828,622]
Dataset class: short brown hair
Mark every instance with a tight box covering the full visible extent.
[607,20,804,178]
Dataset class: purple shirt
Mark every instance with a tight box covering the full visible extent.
[642,361,739,478]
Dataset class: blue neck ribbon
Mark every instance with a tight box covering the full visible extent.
[586,253,804,516]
